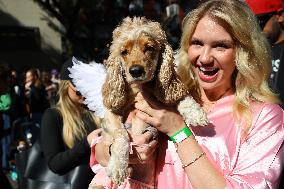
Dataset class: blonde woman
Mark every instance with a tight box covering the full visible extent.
[40,60,101,189]
[134,0,284,188]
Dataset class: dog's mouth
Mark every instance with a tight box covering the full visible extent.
[129,77,151,85]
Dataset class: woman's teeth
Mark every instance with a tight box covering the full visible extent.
[199,67,219,76]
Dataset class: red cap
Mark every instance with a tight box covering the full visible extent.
[246,0,284,15]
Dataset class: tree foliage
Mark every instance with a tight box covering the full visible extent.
[32,0,130,62]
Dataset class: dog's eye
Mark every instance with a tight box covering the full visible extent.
[144,45,155,52]
[121,49,128,56]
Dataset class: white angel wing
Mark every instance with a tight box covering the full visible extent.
[69,57,107,118]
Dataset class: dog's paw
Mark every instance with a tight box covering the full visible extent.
[107,136,129,185]
[107,162,128,186]
[178,96,209,126]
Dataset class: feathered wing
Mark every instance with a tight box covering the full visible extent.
[69,57,107,118]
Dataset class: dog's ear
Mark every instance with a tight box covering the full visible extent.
[102,57,127,113]
[154,43,188,104]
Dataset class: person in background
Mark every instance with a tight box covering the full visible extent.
[40,59,102,189]
[163,0,182,50]
[41,70,58,107]
[10,69,28,120]
[0,63,13,189]
[24,68,50,140]
[50,68,60,86]
[10,69,29,141]
[133,0,283,188]
[0,64,12,114]
[246,0,284,108]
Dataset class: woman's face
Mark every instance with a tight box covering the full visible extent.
[188,15,236,98]
[25,71,34,84]
[68,82,85,105]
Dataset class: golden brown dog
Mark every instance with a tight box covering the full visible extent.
[97,17,208,186]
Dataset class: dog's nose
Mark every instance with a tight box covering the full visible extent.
[129,65,145,78]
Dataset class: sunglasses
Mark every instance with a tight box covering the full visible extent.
[75,90,82,96]
[69,84,82,96]
[257,13,274,29]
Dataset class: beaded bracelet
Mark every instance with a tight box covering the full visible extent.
[182,152,205,169]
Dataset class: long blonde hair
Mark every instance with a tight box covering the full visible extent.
[177,0,279,132]
[56,80,101,148]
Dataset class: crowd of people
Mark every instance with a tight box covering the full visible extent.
[0,65,60,188]
[0,0,284,189]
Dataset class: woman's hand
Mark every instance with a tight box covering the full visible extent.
[25,81,32,90]
[124,109,159,164]
[94,129,158,167]
[134,92,185,137]
[128,130,158,164]
[87,128,103,145]
[24,82,32,95]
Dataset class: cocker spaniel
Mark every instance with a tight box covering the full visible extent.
[97,17,208,186]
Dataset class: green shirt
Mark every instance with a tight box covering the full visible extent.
[0,93,12,111]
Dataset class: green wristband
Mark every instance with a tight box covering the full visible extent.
[170,126,192,143]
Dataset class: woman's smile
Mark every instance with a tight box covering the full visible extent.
[197,66,220,82]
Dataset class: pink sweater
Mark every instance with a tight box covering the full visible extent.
[90,95,284,189]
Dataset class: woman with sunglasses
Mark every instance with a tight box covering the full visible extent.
[40,59,102,189]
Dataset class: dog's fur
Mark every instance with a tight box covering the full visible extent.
[93,17,208,187]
